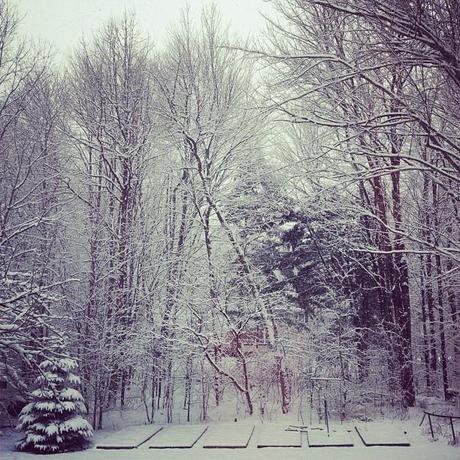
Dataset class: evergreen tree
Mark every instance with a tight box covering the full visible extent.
[16,358,93,454]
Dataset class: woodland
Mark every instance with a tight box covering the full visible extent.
[0,0,459,448]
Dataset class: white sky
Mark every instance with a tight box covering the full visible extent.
[15,0,269,61]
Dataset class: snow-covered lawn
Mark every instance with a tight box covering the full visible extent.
[202,423,254,448]
[307,428,354,447]
[1,418,458,459]
[96,424,162,449]
[146,424,207,448]
[256,423,301,447]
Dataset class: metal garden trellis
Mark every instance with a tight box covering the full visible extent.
[419,410,460,444]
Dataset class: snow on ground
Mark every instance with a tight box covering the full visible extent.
[307,428,354,447]
[96,424,162,448]
[1,417,458,459]
[256,423,301,447]
[146,424,207,448]
[202,423,254,448]
[355,423,410,446]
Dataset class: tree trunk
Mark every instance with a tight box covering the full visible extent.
[419,255,432,391]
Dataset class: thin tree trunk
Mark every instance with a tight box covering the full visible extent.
[419,255,432,391]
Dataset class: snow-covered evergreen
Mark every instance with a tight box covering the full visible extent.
[16,358,93,454]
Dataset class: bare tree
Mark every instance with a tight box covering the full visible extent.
[66,14,153,428]
[0,1,72,391]
[151,5,294,414]
[261,0,460,406]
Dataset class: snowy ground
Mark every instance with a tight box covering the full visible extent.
[1,417,458,459]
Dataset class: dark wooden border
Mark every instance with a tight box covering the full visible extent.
[354,426,410,447]
[96,425,163,450]
[203,425,255,449]
[307,430,353,447]
[148,425,208,449]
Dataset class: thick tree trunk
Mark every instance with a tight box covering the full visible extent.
[202,205,223,407]
[431,180,450,399]
[446,257,459,389]
[239,349,254,416]
[421,169,439,380]
[277,355,290,414]
[435,254,449,400]
[388,78,415,407]
[419,256,432,391]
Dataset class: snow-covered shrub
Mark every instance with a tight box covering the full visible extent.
[16,358,93,454]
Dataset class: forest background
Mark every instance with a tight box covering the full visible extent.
[0,0,459,432]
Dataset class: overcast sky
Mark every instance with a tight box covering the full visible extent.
[15,0,269,61]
